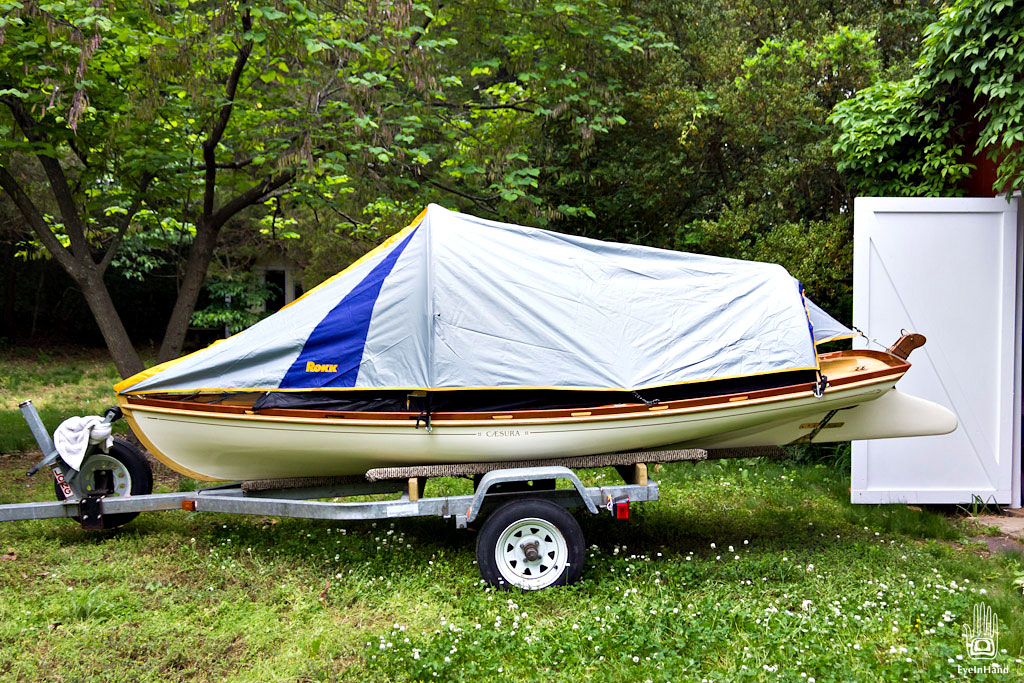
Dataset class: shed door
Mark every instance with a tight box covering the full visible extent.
[851,197,1022,506]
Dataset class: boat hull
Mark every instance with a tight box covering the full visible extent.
[686,389,957,448]
[120,376,923,481]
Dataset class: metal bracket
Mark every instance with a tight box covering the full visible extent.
[78,496,104,530]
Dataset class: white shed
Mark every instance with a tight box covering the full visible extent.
[851,197,1023,507]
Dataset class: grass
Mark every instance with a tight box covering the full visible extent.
[0,347,131,453]
[1,350,1024,681]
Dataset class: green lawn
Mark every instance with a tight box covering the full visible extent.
[0,347,130,453]
[1,350,1022,681]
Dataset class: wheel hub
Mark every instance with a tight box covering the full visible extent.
[495,518,568,590]
[77,454,132,498]
[520,540,541,562]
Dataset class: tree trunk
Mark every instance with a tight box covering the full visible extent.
[2,240,15,340]
[76,268,145,378]
[156,220,220,363]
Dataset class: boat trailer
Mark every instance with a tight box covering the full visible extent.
[0,400,775,590]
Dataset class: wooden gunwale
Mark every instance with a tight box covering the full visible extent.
[121,350,908,427]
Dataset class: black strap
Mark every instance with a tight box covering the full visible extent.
[791,408,840,444]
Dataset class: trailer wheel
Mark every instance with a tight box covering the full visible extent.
[54,437,153,529]
[476,499,584,590]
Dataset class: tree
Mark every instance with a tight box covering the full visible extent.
[0,2,317,375]
[830,0,1024,196]
[541,0,938,317]
[1,1,668,376]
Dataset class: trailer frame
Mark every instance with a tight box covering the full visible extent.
[1,400,659,589]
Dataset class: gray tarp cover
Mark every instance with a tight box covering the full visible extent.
[118,205,845,395]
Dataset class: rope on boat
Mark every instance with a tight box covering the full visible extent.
[851,326,887,350]
[631,390,660,407]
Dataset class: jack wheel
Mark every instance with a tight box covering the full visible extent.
[54,437,153,529]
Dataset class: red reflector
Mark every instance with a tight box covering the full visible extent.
[615,500,630,520]
[181,500,196,512]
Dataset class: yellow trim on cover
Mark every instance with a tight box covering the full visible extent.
[119,365,824,396]
[798,290,823,375]
[280,206,429,312]
[814,333,858,345]
[113,207,431,396]
[113,338,230,394]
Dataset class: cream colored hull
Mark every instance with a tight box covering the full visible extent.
[686,389,957,449]
[117,376,954,482]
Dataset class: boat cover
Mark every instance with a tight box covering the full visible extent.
[116,204,849,395]
[806,298,855,344]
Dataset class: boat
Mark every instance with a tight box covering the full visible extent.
[114,205,957,481]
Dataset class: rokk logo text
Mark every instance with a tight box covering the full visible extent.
[306,362,338,373]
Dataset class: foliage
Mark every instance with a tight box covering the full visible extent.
[685,206,854,314]
[189,273,278,334]
[542,0,939,319]
[0,0,670,369]
[108,215,195,282]
[830,0,1024,196]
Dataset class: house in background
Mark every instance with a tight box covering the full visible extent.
[253,257,305,312]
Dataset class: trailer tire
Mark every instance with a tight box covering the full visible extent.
[54,437,153,529]
[476,498,584,590]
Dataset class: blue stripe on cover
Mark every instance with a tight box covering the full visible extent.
[279,229,419,388]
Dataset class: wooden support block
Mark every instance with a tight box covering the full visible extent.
[407,477,425,502]
[614,463,648,486]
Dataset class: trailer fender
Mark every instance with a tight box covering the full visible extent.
[459,466,598,528]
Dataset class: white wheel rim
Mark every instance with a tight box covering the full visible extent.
[78,454,132,498]
[494,517,568,590]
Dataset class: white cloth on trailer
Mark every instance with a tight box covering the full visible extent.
[53,416,112,471]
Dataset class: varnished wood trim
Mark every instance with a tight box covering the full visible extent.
[124,373,900,429]
[123,351,909,427]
